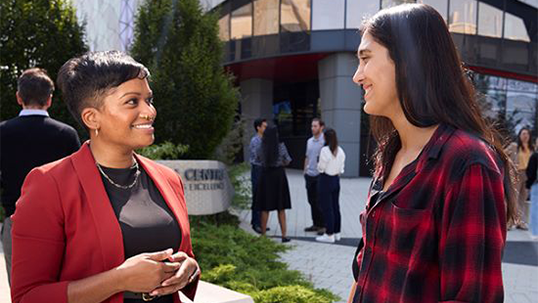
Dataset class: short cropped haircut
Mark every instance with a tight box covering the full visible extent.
[17,68,55,107]
[57,51,150,129]
[312,117,325,127]
[254,118,267,132]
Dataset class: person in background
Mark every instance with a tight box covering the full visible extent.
[507,127,533,230]
[249,118,268,234]
[525,150,538,240]
[0,68,80,285]
[11,51,199,303]
[304,118,326,235]
[348,4,515,302]
[255,125,292,243]
[315,128,345,244]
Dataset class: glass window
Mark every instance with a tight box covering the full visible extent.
[449,0,477,35]
[231,3,253,39]
[504,13,530,42]
[381,0,415,9]
[346,0,379,29]
[506,79,538,130]
[418,0,447,21]
[312,0,345,30]
[478,2,502,38]
[218,14,230,41]
[254,0,279,35]
[281,0,311,32]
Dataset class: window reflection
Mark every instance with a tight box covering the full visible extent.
[418,0,447,21]
[231,3,253,40]
[312,0,345,30]
[504,13,530,42]
[219,14,230,41]
[381,0,415,9]
[346,0,378,29]
[449,0,477,35]
[281,0,311,32]
[478,2,502,38]
[254,0,279,36]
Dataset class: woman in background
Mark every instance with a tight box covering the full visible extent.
[255,125,292,243]
[507,127,533,230]
[315,128,345,244]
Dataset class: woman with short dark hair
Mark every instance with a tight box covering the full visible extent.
[11,51,199,303]
[348,4,515,303]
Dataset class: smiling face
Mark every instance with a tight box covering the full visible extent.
[520,129,530,144]
[95,78,157,152]
[353,30,401,119]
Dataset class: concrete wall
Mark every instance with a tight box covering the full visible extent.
[318,52,363,177]
[240,78,273,162]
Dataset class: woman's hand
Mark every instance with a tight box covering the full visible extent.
[148,251,200,297]
[116,248,181,293]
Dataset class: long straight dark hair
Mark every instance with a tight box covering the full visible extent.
[362,4,516,223]
[262,125,279,167]
[324,128,339,156]
[517,127,534,152]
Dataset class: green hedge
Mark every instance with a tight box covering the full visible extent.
[189,212,340,303]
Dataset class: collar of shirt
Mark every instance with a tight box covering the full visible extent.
[19,109,49,117]
[369,123,455,208]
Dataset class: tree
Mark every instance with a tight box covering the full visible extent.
[0,0,88,134]
[131,0,238,159]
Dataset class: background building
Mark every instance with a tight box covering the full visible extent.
[71,0,537,177]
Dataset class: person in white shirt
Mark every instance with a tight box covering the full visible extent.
[315,128,345,243]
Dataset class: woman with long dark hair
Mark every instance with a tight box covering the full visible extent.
[507,127,533,230]
[254,125,292,242]
[315,128,345,243]
[348,4,516,303]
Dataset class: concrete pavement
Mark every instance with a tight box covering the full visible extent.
[238,169,538,303]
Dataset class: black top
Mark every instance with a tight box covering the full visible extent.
[99,163,181,303]
[526,152,538,189]
[0,115,80,216]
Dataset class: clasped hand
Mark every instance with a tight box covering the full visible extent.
[117,248,200,296]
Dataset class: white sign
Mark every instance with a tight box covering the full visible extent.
[158,160,233,215]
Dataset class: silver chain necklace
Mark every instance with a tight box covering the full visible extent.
[96,159,140,190]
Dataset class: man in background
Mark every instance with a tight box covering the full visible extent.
[304,118,325,235]
[0,68,81,284]
[249,118,268,234]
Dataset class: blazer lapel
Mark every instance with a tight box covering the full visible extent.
[70,142,125,269]
[136,155,190,252]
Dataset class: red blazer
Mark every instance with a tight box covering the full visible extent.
[11,143,198,303]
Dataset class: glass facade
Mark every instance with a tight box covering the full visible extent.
[478,2,503,38]
[381,0,415,9]
[219,14,230,41]
[346,0,379,29]
[280,0,311,32]
[418,0,448,20]
[449,0,477,35]
[230,2,252,40]
[254,0,279,35]
[504,12,531,42]
[312,0,345,30]
[475,74,538,136]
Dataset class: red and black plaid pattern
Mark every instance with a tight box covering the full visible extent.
[354,124,506,303]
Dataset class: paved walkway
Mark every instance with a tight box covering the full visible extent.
[1,169,537,303]
[238,169,538,303]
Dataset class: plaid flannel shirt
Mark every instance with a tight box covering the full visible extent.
[353,124,507,303]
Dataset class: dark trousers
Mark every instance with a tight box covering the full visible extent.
[318,173,341,235]
[251,164,262,227]
[304,174,324,227]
